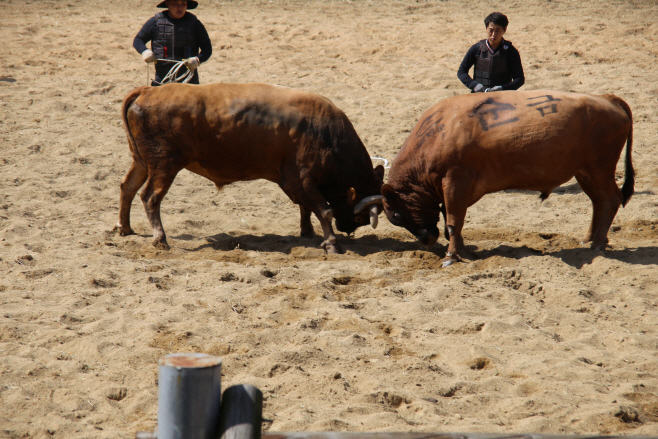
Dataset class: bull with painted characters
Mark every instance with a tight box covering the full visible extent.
[115,82,384,253]
[382,90,634,266]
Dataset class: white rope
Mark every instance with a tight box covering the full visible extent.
[146,59,195,86]
[370,156,390,169]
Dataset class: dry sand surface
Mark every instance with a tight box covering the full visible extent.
[2,0,658,437]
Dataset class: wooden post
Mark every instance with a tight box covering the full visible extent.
[157,353,223,439]
[218,384,263,439]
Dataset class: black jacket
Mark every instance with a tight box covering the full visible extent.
[133,11,212,84]
[457,39,524,91]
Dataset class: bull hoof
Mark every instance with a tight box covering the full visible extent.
[300,230,316,239]
[113,225,135,236]
[321,240,342,254]
[442,250,462,268]
[442,258,456,268]
[153,241,170,251]
[591,242,608,252]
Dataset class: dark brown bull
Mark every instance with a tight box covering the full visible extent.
[382,90,634,266]
[115,83,384,253]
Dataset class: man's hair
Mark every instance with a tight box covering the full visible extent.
[484,12,509,29]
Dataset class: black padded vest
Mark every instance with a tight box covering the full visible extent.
[474,40,513,88]
[152,12,200,80]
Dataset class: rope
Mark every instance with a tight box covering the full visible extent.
[370,156,390,169]
[146,59,195,86]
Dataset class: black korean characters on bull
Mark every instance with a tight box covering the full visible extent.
[382,90,634,267]
[115,83,384,254]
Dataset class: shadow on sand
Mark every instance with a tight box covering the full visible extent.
[177,232,437,257]
[169,231,656,269]
[476,244,658,269]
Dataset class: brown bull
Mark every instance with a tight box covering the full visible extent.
[115,83,384,253]
[382,90,634,266]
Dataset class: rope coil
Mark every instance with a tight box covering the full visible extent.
[147,59,195,86]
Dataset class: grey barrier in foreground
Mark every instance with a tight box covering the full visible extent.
[140,353,262,439]
[137,432,658,439]
[137,353,656,439]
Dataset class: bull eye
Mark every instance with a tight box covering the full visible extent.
[355,216,365,224]
[393,212,401,221]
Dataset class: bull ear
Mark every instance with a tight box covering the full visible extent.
[347,187,358,205]
[381,184,396,201]
[374,165,385,180]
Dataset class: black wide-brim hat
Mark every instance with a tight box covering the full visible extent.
[157,0,198,9]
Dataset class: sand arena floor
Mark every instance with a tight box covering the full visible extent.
[1,0,658,437]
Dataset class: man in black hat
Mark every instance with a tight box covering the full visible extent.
[457,12,524,93]
[134,0,212,85]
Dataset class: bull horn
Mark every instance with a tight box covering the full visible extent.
[353,195,383,214]
[369,204,379,229]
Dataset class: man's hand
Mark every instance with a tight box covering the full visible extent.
[485,86,503,92]
[184,57,200,71]
[473,83,484,93]
[142,49,156,63]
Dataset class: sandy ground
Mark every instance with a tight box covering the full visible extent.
[1,0,658,437]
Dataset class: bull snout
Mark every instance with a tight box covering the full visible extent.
[416,226,439,247]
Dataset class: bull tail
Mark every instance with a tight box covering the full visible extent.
[121,86,149,170]
[614,96,634,207]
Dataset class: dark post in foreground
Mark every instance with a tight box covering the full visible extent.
[219,384,264,439]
